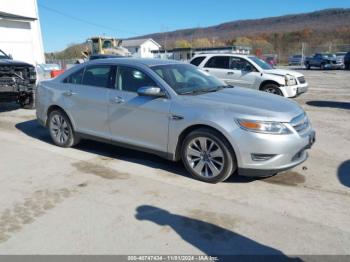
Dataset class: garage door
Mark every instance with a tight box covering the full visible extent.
[0,19,35,64]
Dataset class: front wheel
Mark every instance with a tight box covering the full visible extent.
[261,84,283,96]
[20,93,35,109]
[181,128,237,183]
[48,110,80,148]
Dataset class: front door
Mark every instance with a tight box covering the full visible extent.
[108,66,171,153]
[230,57,259,88]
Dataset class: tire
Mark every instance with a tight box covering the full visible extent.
[48,110,80,148]
[320,63,326,70]
[305,63,311,70]
[181,128,237,183]
[261,83,283,96]
[345,63,350,70]
[20,93,35,110]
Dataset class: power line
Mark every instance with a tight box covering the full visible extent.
[38,3,141,37]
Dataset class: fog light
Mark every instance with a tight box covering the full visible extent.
[251,154,276,161]
[292,150,305,161]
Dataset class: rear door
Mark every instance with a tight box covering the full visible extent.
[63,65,112,138]
[108,65,171,153]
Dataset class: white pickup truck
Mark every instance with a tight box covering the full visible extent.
[190,54,308,98]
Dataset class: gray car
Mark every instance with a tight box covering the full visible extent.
[36,58,315,183]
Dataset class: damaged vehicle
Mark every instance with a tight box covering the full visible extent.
[190,54,308,98]
[0,49,36,109]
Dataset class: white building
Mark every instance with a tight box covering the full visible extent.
[122,38,161,58]
[0,0,45,65]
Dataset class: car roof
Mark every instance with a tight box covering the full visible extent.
[87,57,183,67]
[193,53,251,58]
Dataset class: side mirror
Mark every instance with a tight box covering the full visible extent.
[137,86,165,97]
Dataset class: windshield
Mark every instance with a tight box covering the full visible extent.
[248,56,273,70]
[0,50,9,59]
[152,64,230,95]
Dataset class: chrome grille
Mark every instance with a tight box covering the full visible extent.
[298,76,306,84]
[291,113,310,134]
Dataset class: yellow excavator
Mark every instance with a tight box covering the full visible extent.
[79,36,130,62]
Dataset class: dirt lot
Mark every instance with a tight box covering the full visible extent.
[0,69,349,257]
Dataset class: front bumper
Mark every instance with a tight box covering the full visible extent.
[324,63,343,69]
[0,77,36,102]
[280,83,308,98]
[228,127,316,177]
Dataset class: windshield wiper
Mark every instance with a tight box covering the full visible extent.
[216,85,234,90]
[179,89,210,95]
[179,85,234,95]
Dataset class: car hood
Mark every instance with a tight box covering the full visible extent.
[182,87,304,122]
[263,69,303,78]
[0,59,34,67]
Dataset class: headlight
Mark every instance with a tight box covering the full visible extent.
[237,119,292,135]
[285,75,297,86]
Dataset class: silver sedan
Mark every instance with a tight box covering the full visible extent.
[36,58,315,183]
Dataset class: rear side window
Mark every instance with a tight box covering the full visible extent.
[82,66,112,88]
[190,56,206,66]
[205,56,230,69]
[63,68,84,84]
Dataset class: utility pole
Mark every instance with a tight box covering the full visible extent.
[301,42,306,65]
[162,25,169,58]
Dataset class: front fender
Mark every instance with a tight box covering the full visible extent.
[260,74,285,87]
[168,114,243,165]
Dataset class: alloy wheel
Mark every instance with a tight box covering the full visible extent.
[186,137,225,178]
[50,114,70,144]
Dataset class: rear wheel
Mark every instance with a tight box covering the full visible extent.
[261,84,283,96]
[181,128,236,183]
[48,110,80,148]
[305,63,311,70]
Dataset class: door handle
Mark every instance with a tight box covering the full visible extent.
[63,90,77,97]
[227,71,235,75]
[204,69,210,72]
[111,96,125,104]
